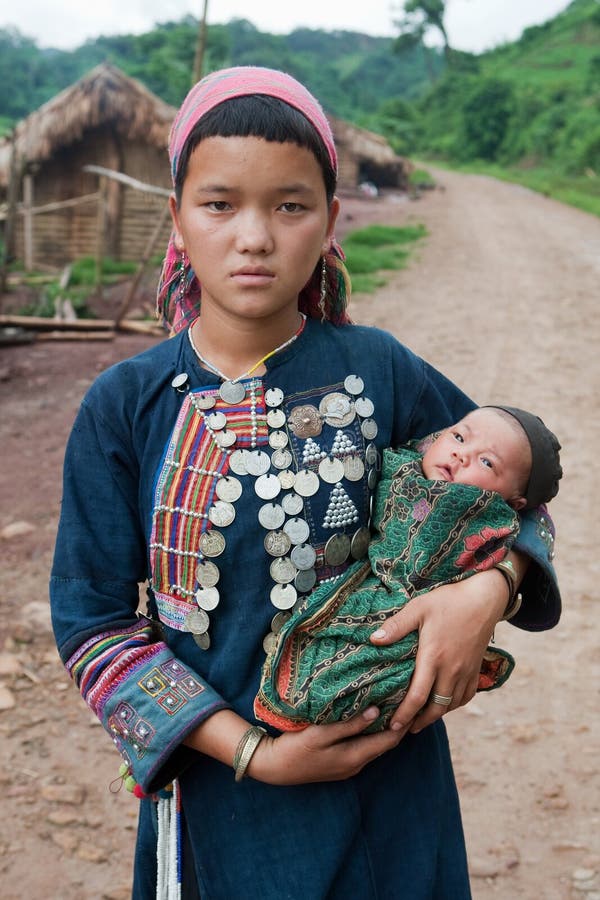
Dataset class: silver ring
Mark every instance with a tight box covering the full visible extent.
[431,692,453,707]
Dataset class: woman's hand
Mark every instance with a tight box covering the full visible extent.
[248,708,404,785]
[370,568,510,736]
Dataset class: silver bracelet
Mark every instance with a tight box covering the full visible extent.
[233,726,267,782]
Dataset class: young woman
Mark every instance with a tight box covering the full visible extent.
[50,67,560,899]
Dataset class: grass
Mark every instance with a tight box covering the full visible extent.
[343,223,427,294]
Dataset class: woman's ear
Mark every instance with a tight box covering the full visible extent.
[323,196,341,253]
[169,194,185,253]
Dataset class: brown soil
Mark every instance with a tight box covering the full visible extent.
[0,172,598,899]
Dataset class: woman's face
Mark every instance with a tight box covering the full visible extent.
[170,135,339,327]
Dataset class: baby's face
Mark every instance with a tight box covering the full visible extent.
[421,408,530,509]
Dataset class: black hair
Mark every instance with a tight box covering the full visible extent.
[174,94,336,207]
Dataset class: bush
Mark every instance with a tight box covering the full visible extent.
[460,78,515,161]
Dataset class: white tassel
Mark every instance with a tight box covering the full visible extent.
[156,780,181,900]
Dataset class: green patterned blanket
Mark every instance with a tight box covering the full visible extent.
[255,446,518,732]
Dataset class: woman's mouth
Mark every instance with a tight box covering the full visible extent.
[231,267,275,286]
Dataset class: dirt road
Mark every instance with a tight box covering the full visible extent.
[0,170,598,899]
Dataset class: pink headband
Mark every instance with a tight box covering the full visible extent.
[157,66,349,333]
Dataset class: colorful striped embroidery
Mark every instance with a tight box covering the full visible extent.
[150,381,268,620]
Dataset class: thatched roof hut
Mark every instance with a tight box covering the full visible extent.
[1,63,410,271]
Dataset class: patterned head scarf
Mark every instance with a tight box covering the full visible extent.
[157,66,351,333]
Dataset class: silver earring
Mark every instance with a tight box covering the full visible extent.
[178,252,186,300]
[318,256,327,321]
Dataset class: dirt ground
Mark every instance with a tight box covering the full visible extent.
[0,171,598,899]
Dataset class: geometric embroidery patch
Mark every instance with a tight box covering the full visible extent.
[138,661,205,717]
[108,701,155,760]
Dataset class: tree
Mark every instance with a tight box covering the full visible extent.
[394,1,451,62]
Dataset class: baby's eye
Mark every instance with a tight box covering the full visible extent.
[481,457,493,469]
[452,432,464,443]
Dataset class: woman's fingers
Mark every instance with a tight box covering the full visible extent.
[370,603,419,645]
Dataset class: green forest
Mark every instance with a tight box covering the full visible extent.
[1,0,599,213]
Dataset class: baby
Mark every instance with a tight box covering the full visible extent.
[255,406,562,731]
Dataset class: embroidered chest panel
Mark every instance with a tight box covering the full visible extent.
[150,375,381,647]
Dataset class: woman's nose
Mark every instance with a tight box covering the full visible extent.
[234,211,274,254]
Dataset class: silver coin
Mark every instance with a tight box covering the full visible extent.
[283,517,310,545]
[277,469,296,490]
[318,457,345,484]
[294,469,320,497]
[350,526,371,560]
[368,468,379,490]
[258,502,286,530]
[264,530,292,557]
[265,387,284,407]
[263,631,278,654]
[194,393,216,410]
[295,568,317,593]
[216,475,243,502]
[281,492,304,516]
[365,443,379,466]
[245,449,271,477]
[219,380,246,404]
[271,610,292,634]
[270,556,298,585]
[186,608,210,634]
[271,448,293,470]
[268,430,289,450]
[270,583,298,610]
[267,408,286,429]
[319,392,355,427]
[171,372,189,392]
[229,449,249,476]
[199,530,226,557]
[354,397,375,418]
[361,418,378,440]
[194,586,220,611]
[290,543,317,570]
[344,375,364,396]
[344,455,365,482]
[208,500,236,527]
[193,632,211,650]
[214,429,237,448]
[255,473,281,500]
[207,411,227,431]
[195,559,220,588]
[324,533,351,566]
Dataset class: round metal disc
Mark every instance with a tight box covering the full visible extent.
[194,586,220,611]
[344,455,365,482]
[319,392,355,427]
[350,526,371,560]
[287,404,323,438]
[171,372,189,392]
[355,397,375,418]
[193,632,211,650]
[318,457,345,484]
[324,532,351,566]
[186,608,210,634]
[294,469,320,497]
[271,610,292,634]
[361,418,378,440]
[199,529,226,558]
[268,430,289,450]
[215,476,243,503]
[271,449,293,470]
[295,568,317,593]
[368,468,379,491]
[229,449,249,476]
[214,429,237,448]
[258,502,286,530]
[208,500,236,527]
[267,408,286,429]
[365,443,379,466]
[245,450,271,477]
[290,543,317,570]
[207,411,227,431]
[265,387,284,407]
[264,530,292,557]
[194,393,216,410]
[270,583,298,610]
[281,492,304,516]
[269,556,298,585]
[195,559,220,588]
[262,631,278,654]
[255,473,281,501]
[344,375,364,396]
[219,380,246,404]
[277,470,296,490]
[283,517,310,545]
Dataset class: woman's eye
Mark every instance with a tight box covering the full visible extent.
[280,202,303,213]
[206,201,231,212]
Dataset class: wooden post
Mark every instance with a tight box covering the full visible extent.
[0,132,20,300]
[95,176,107,292]
[114,200,171,329]
[23,173,34,271]
[192,0,210,84]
